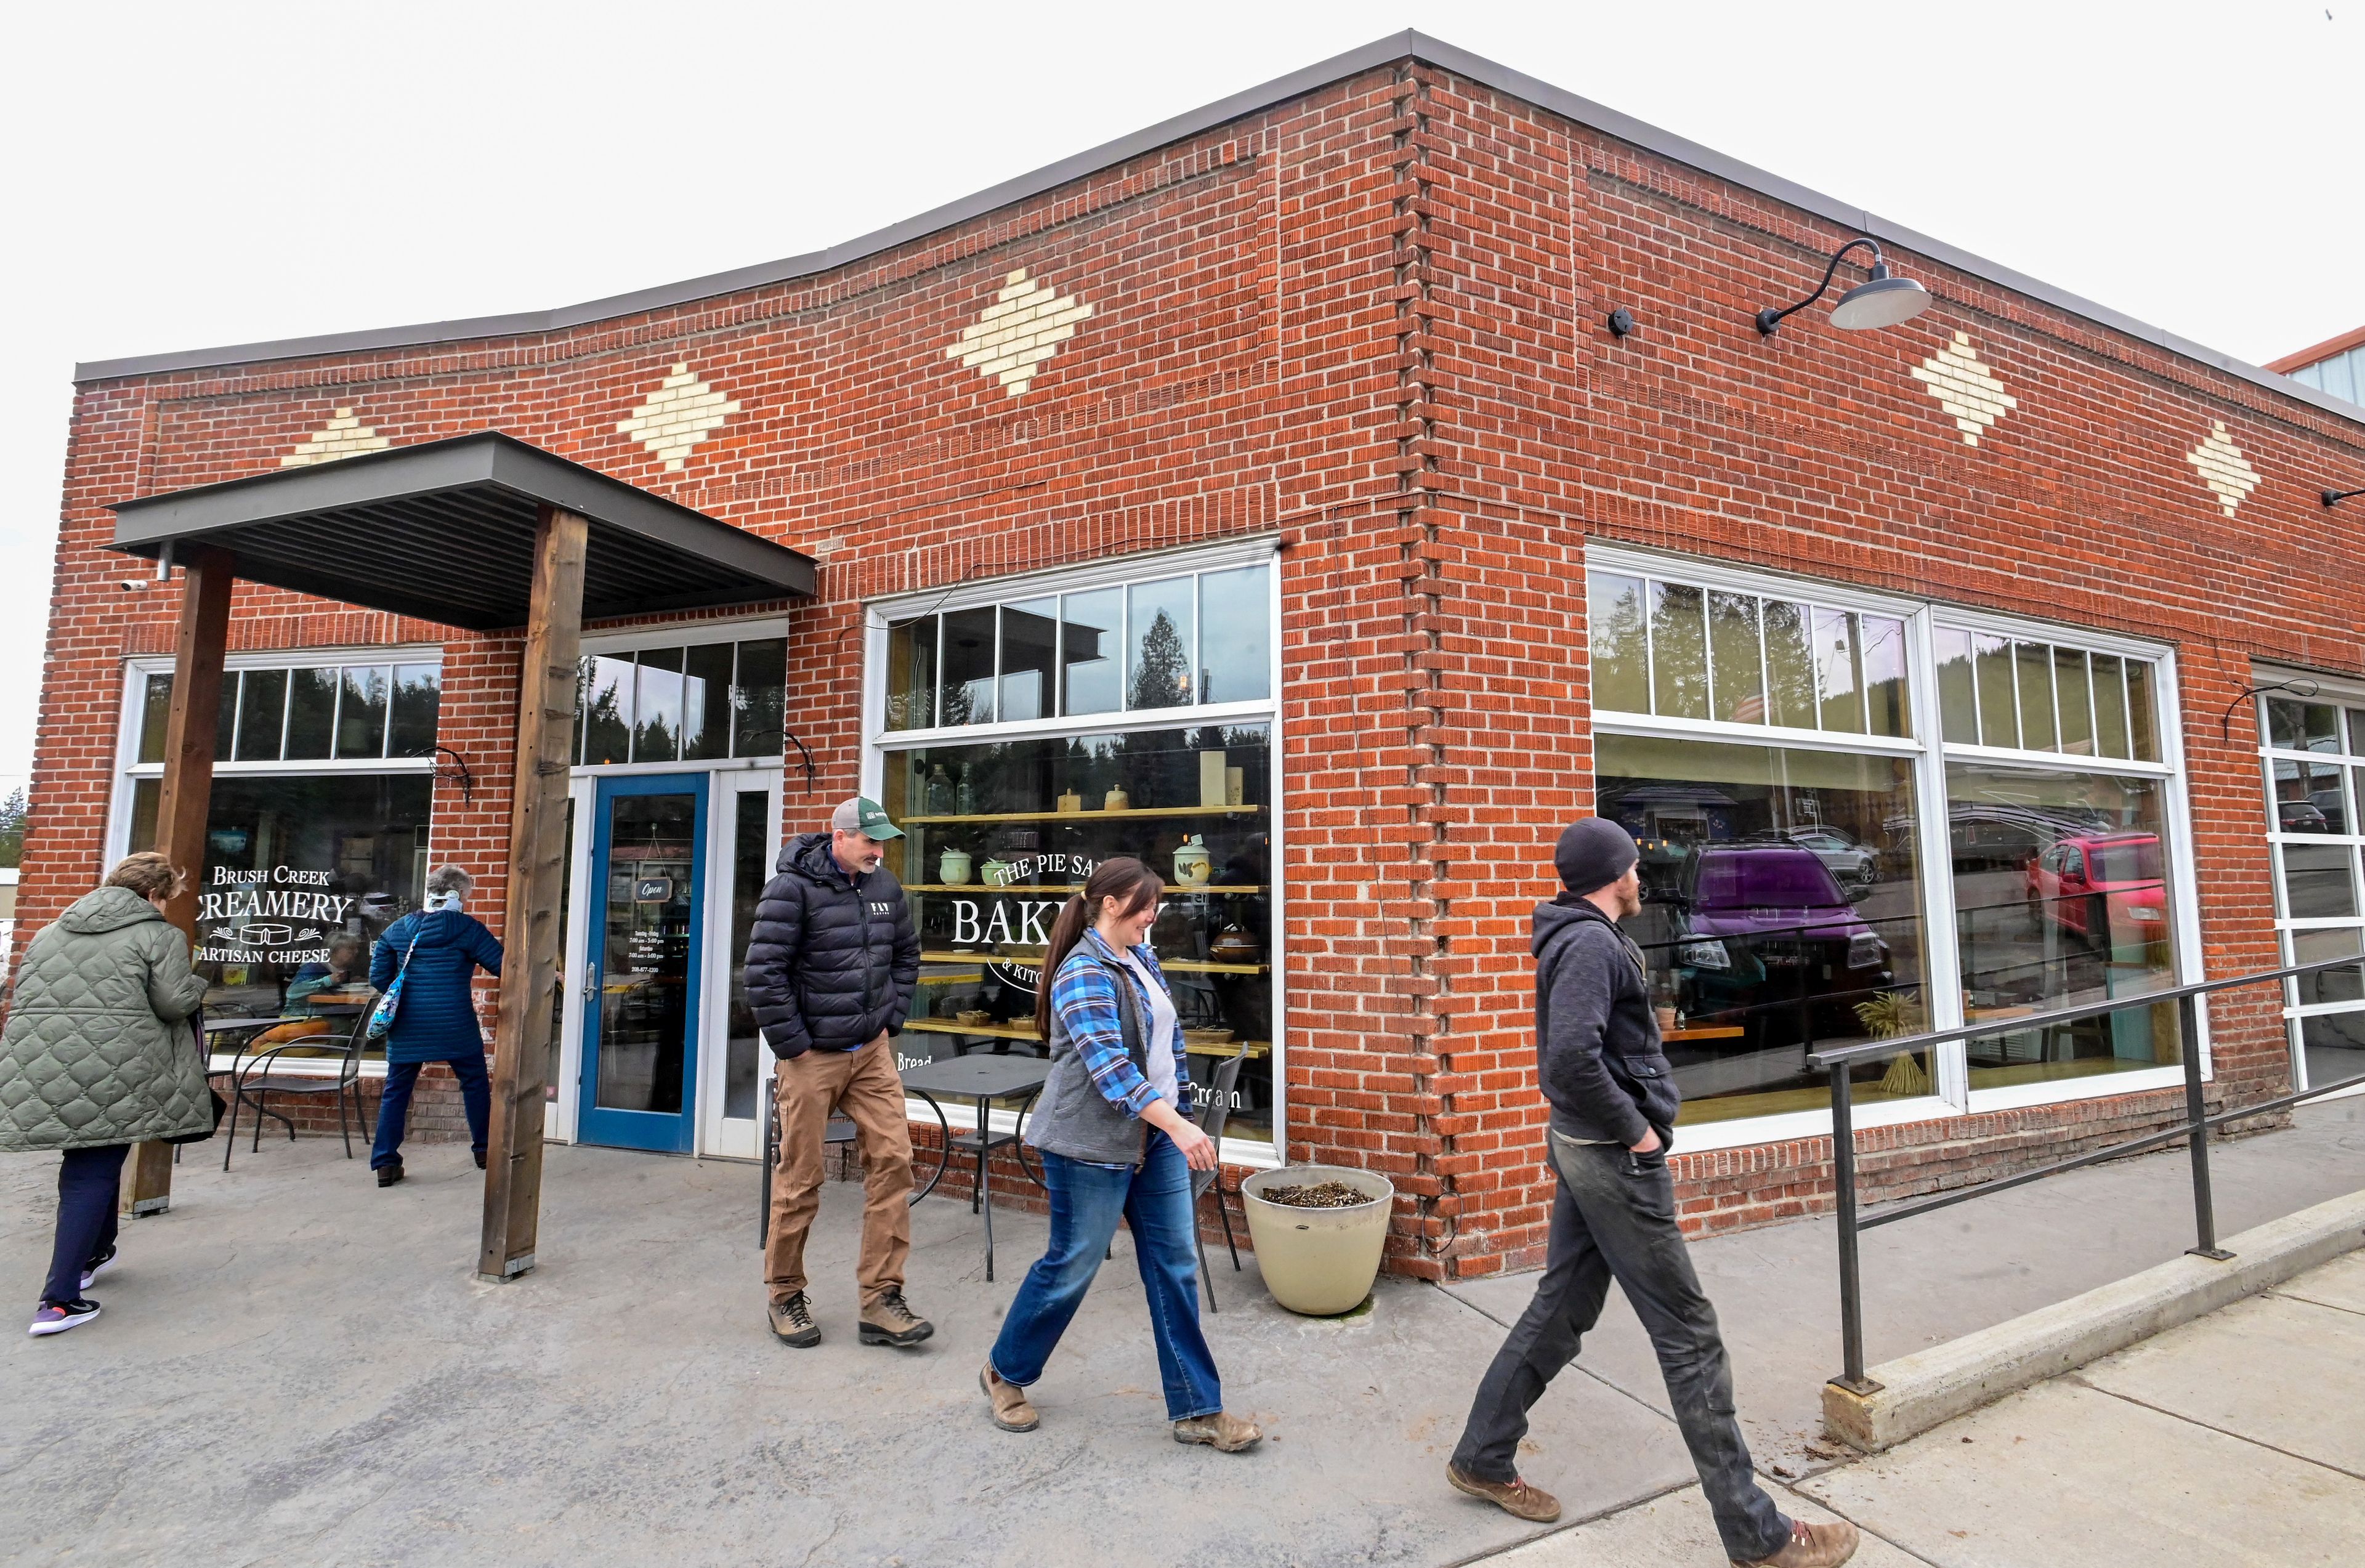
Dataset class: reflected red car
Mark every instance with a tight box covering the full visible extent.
[2026,831,2169,940]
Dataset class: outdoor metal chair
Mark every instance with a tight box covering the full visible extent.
[1191,1049,1247,1312]
[758,1088,950,1247]
[222,1013,374,1170]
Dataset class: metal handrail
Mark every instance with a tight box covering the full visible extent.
[1813,952,2364,1394]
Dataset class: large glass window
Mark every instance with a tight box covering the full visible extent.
[881,562,1272,732]
[139,661,441,764]
[1599,734,1928,1126]
[573,637,788,765]
[2261,690,2365,1094]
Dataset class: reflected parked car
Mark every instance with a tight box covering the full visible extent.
[1770,828,1880,891]
[1669,843,1894,1044]
[2025,831,2169,943]
[2279,799,2331,833]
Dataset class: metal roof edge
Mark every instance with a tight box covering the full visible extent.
[70,30,2364,429]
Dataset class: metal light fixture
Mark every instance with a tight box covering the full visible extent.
[2327,486,2364,508]
[1755,237,1931,336]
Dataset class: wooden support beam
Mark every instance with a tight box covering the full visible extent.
[124,546,236,1218]
[478,504,587,1282]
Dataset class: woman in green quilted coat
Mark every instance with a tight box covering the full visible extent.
[1,852,210,1335]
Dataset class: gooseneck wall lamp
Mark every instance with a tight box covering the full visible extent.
[1755,236,1932,336]
[2327,486,2364,509]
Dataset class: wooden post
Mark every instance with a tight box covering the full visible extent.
[478,504,588,1282]
[124,546,236,1217]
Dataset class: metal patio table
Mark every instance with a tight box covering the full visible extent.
[895,1053,1049,1282]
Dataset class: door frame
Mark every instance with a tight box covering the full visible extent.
[575,771,711,1154]
[698,769,782,1159]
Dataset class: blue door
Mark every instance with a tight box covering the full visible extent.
[578,774,708,1152]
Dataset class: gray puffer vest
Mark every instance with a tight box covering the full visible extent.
[1024,945,1157,1167]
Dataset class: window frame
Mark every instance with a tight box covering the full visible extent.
[572,614,793,774]
[1588,545,2203,1149]
[2253,665,2365,1105]
[860,537,1285,1167]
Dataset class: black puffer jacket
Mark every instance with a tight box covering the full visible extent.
[744,832,920,1059]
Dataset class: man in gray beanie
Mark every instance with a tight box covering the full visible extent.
[1444,818,1858,1568]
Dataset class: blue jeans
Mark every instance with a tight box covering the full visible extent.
[371,1053,490,1170]
[42,1144,129,1306]
[989,1131,1222,1422]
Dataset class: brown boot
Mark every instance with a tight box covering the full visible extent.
[980,1362,1038,1432]
[766,1291,819,1348]
[1446,1463,1561,1523]
[1172,1411,1262,1452]
[1736,1518,1861,1567]
[857,1288,933,1348]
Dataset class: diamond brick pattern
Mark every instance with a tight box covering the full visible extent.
[1910,332,2018,446]
[945,269,1094,397]
[617,363,742,471]
[280,408,389,467]
[2186,421,2260,516]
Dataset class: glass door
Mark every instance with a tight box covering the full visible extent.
[701,773,780,1158]
[578,775,708,1152]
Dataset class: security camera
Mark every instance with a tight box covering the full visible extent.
[119,579,151,592]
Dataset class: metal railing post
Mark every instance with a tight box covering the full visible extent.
[2180,991,2232,1261]
[1828,1061,1878,1392]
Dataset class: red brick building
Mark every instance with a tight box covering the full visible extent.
[29,34,2365,1278]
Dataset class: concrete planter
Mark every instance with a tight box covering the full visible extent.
[1240,1165,1394,1315]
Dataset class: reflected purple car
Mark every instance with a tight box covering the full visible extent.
[1670,843,1892,1042]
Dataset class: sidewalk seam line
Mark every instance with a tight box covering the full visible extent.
[1772,1481,1946,1568]
[1426,1282,1681,1427]
[2268,1286,2365,1320]
[2066,1376,2365,1485]
[1441,1477,1699,1567]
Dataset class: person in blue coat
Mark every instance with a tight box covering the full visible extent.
[368,865,503,1187]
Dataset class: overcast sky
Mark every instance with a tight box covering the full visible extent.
[1,1,2357,798]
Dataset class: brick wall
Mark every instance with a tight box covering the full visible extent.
[26,52,2365,1279]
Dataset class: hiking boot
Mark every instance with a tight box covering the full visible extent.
[29,1299,101,1337]
[1736,1518,1861,1568]
[767,1291,820,1348]
[1447,1463,1561,1523]
[980,1362,1038,1432]
[1173,1412,1262,1452]
[80,1245,118,1293]
[376,1161,404,1188]
[859,1288,933,1348]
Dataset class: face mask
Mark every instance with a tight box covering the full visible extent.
[426,891,465,913]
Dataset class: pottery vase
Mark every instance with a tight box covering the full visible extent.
[939,849,973,886]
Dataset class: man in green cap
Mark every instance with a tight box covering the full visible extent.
[746,796,927,1349]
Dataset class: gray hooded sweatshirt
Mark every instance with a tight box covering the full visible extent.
[1532,895,1681,1149]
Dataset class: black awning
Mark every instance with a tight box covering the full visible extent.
[108,432,815,632]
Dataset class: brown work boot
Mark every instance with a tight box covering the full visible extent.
[980,1362,1038,1432]
[858,1287,934,1348]
[1736,1517,1861,1567]
[1172,1411,1262,1452]
[1447,1462,1562,1523]
[767,1291,819,1348]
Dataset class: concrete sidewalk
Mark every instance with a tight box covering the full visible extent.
[2,1094,2359,1567]
[1496,1250,2365,1566]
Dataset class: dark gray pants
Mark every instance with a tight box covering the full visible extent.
[1453,1132,1789,1563]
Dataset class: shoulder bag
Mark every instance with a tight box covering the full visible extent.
[162,1011,227,1146]
[365,919,428,1042]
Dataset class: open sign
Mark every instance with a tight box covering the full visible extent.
[633,877,674,903]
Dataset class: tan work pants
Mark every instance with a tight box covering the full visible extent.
[764,1035,912,1309]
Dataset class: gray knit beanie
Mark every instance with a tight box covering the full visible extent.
[1554,817,1639,895]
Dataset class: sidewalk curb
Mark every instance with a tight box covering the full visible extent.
[1822,1188,2365,1453]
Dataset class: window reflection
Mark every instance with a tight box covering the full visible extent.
[1061,588,1122,716]
[999,598,1059,722]
[1126,577,1195,713]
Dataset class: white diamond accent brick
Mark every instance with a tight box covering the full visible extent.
[945,269,1094,397]
[616,363,742,471]
[280,408,389,467]
[2186,420,2260,516]
[1910,331,2018,446]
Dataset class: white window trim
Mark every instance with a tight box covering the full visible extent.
[1585,548,2209,1148]
[580,614,792,658]
[2252,665,2365,1102]
[862,540,1285,1163]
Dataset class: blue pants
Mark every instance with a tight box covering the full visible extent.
[989,1131,1221,1422]
[42,1144,129,1306]
[371,1053,490,1170]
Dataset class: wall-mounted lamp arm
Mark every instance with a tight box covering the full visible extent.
[1756,238,1885,335]
[2326,487,2365,508]
[2220,677,2320,746]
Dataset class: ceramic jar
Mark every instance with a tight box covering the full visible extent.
[979,857,1013,887]
[1209,923,1260,965]
[1057,789,1082,814]
[939,849,973,886]
[1104,786,1130,811]
[1173,837,1213,887]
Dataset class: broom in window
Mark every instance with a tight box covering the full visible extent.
[1853,989,1930,1097]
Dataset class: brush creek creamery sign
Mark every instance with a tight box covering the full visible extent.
[195,865,355,964]
[948,854,1097,996]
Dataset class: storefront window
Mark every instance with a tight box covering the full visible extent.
[574,636,787,765]
[140,661,442,764]
[1599,733,1928,1125]
[881,722,1274,1142]
[2261,691,2365,1094]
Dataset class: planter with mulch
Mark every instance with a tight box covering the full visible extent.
[1239,1165,1394,1315]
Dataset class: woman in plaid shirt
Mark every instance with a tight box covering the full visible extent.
[978,857,1261,1453]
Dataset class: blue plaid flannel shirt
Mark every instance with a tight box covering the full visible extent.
[1050,927,1184,1119]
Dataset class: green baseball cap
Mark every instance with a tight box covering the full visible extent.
[831,796,903,840]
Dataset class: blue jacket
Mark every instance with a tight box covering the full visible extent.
[370,910,503,1064]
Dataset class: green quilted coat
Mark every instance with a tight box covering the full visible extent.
[0,886,212,1152]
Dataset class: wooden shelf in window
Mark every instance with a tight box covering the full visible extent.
[904,884,1266,895]
[899,805,1266,825]
[919,948,1267,976]
[904,1019,1043,1042]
